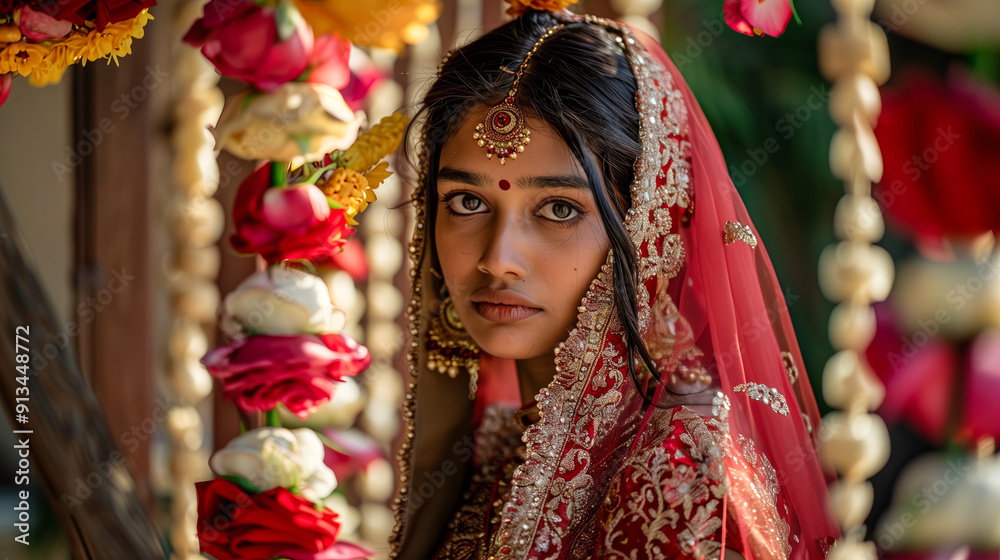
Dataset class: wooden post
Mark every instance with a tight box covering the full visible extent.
[0,187,165,559]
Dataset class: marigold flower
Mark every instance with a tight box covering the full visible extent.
[504,0,580,17]
[319,167,374,226]
[342,112,407,173]
[0,41,49,77]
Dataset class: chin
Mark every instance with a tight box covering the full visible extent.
[468,325,556,361]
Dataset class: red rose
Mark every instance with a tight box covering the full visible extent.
[183,0,312,92]
[26,0,155,31]
[196,478,341,559]
[200,333,370,418]
[874,71,1000,251]
[231,162,353,264]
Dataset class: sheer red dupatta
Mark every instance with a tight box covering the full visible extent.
[628,28,841,559]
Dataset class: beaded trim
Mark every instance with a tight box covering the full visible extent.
[723,219,757,248]
[733,382,790,416]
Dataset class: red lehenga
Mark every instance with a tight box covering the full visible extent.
[389,13,841,560]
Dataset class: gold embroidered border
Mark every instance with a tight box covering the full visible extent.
[723,220,757,248]
[733,382,789,416]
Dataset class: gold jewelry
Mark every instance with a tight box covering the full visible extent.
[473,24,563,165]
[426,291,481,399]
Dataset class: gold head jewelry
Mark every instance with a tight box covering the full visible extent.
[473,24,564,165]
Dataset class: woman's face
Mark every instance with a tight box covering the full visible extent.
[435,110,611,360]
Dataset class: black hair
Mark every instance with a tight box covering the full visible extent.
[405,10,662,400]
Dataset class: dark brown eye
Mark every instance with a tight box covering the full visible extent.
[552,203,572,219]
[446,193,487,215]
[539,200,580,222]
[461,195,481,211]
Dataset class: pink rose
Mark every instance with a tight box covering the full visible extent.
[183,0,313,92]
[724,0,793,38]
[18,4,72,41]
[201,333,370,418]
[305,32,351,91]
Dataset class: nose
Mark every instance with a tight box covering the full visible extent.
[477,213,528,280]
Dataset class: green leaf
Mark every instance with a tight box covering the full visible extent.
[265,407,282,427]
[270,162,287,187]
[221,475,262,494]
[274,0,305,42]
[305,160,340,184]
[789,0,802,25]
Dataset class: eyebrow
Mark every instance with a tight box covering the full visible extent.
[437,166,590,191]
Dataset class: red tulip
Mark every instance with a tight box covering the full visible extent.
[724,0,794,38]
[231,163,353,263]
[183,0,313,92]
[261,183,331,235]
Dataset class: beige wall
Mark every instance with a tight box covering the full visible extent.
[0,76,74,324]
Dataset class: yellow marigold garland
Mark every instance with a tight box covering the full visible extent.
[342,112,407,173]
[504,0,579,17]
[320,168,375,226]
[0,9,153,86]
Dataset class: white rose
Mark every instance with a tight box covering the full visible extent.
[212,82,365,166]
[223,266,344,336]
[210,427,337,502]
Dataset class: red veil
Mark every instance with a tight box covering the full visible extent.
[389,13,840,560]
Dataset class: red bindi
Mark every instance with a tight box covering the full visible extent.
[499,179,511,191]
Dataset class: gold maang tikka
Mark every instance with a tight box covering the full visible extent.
[473,24,564,165]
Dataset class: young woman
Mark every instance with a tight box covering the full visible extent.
[388,8,840,560]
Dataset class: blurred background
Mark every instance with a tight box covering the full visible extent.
[1,0,998,558]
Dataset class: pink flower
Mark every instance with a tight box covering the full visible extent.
[321,428,384,482]
[305,33,351,91]
[231,163,353,263]
[201,333,370,418]
[183,0,313,92]
[18,4,72,41]
[961,330,1000,443]
[866,303,956,443]
[261,183,331,235]
[724,0,793,38]
[0,74,11,109]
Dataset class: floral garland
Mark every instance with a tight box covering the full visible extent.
[0,0,155,105]
[183,0,414,556]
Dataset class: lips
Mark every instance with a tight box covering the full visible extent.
[471,288,541,323]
